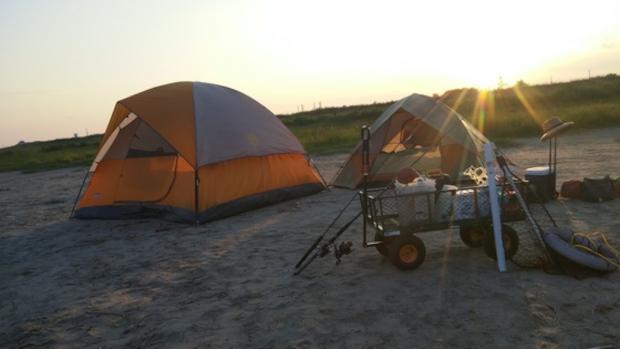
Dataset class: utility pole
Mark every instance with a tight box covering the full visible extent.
[497,75,505,90]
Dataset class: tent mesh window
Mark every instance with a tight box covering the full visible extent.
[126,122,177,158]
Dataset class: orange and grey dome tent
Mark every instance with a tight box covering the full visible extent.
[73,82,325,223]
[332,93,489,189]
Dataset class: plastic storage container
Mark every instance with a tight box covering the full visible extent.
[394,177,436,226]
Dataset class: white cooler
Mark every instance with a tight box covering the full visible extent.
[525,166,556,202]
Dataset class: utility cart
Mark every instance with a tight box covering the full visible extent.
[360,182,528,270]
[357,125,529,270]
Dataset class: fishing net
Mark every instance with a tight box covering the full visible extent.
[510,205,555,268]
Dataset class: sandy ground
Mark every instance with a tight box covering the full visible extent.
[1,127,619,348]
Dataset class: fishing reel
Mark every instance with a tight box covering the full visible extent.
[334,241,353,265]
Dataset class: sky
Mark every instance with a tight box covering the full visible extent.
[1,0,619,147]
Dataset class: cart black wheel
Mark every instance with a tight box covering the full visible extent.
[389,235,426,270]
[483,224,519,260]
[459,225,486,248]
[374,232,391,257]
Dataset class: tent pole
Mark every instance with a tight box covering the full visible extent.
[194,168,199,226]
[69,169,90,219]
[308,156,330,191]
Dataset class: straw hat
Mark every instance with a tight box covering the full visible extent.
[540,117,574,141]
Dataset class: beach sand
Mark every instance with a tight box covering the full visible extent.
[1,128,619,348]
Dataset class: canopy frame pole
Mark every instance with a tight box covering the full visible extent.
[361,125,370,247]
[547,137,558,196]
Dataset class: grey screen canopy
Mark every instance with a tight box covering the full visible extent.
[193,83,305,166]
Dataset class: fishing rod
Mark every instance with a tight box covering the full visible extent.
[294,125,373,275]
[294,191,358,270]
[293,211,361,276]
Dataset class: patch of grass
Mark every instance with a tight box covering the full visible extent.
[0,135,100,173]
[282,102,391,154]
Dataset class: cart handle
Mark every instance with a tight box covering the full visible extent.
[361,125,370,174]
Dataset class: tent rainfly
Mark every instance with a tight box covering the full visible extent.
[332,93,489,189]
[74,82,325,223]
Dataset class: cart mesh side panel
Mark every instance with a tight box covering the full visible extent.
[454,188,490,220]
[363,182,527,233]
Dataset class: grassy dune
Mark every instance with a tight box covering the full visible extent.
[439,74,620,138]
[1,74,619,172]
[284,102,391,154]
[282,74,620,152]
[0,135,100,173]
